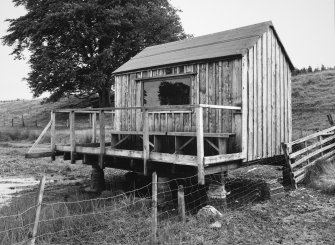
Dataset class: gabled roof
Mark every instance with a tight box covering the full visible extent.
[114,21,294,74]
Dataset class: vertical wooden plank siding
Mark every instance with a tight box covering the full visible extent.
[245,28,291,160]
[232,59,242,152]
[287,65,292,143]
[284,61,288,144]
[271,30,276,156]
[253,41,258,158]
[262,32,268,157]
[247,48,254,161]
[257,38,263,158]
[280,51,285,151]
[267,30,272,157]
[241,55,248,160]
[275,38,280,155]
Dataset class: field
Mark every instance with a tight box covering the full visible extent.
[1,70,335,244]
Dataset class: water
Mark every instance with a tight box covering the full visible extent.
[0,177,39,207]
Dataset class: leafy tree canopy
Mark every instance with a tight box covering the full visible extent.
[2,0,188,106]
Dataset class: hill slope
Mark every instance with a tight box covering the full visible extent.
[292,70,335,132]
[0,97,93,128]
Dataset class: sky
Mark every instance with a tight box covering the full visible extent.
[0,0,334,100]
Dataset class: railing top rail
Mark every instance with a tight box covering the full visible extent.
[54,104,242,113]
[286,125,335,146]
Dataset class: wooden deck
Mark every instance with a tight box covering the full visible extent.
[26,104,245,184]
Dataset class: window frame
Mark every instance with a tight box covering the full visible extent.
[137,73,196,107]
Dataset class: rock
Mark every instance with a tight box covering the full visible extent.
[209,221,222,228]
[197,205,223,221]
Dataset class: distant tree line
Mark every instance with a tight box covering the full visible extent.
[292,65,335,76]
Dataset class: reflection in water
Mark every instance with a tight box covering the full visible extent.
[143,77,191,106]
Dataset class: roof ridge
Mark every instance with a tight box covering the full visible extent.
[144,21,273,51]
[133,34,261,60]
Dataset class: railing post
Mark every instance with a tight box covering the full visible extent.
[50,111,56,161]
[70,111,76,164]
[99,110,105,169]
[196,106,205,185]
[91,113,97,143]
[143,109,149,176]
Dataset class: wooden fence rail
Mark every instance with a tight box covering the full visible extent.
[282,125,335,189]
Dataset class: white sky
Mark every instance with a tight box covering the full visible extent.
[0,0,334,100]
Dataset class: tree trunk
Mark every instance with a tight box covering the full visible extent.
[99,87,111,107]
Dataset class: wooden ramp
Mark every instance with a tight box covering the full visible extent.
[282,125,335,189]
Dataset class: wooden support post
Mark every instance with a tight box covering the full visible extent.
[143,109,149,176]
[50,111,56,161]
[327,114,334,126]
[70,111,76,164]
[196,106,205,184]
[151,172,158,243]
[178,185,186,223]
[89,113,92,127]
[30,176,46,245]
[281,143,297,189]
[219,138,228,177]
[99,110,105,169]
[91,113,97,143]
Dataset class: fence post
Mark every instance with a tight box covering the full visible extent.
[178,185,186,223]
[22,115,25,127]
[30,176,46,245]
[151,172,158,243]
[11,118,14,127]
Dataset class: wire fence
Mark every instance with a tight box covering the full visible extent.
[0,163,286,245]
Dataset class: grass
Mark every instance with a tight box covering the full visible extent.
[0,96,94,128]
[305,159,335,194]
[292,70,335,131]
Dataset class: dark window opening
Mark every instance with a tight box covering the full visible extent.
[165,68,173,75]
[143,76,191,106]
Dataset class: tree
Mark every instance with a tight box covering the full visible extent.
[321,64,326,71]
[2,0,188,107]
[307,66,313,73]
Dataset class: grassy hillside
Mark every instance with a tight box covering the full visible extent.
[0,97,94,128]
[292,70,335,132]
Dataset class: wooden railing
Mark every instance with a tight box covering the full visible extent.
[28,104,242,184]
[282,125,335,189]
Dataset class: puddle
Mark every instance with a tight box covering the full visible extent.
[0,177,39,207]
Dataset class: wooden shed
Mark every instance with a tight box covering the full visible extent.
[27,21,294,185]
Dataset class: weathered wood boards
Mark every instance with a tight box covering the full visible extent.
[244,27,292,161]
[114,60,241,138]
